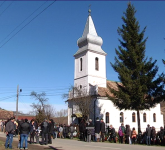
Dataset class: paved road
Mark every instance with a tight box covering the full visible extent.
[0,132,165,150]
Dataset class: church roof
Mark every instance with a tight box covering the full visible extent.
[74,12,106,56]
[98,80,119,97]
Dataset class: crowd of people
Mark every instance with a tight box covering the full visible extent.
[0,117,55,149]
[1,116,165,149]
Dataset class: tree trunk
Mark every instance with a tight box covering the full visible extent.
[137,110,141,134]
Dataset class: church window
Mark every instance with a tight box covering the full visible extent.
[106,112,109,123]
[143,113,146,122]
[132,112,136,122]
[80,58,83,71]
[153,113,156,122]
[95,57,99,71]
[80,85,82,89]
[120,112,124,123]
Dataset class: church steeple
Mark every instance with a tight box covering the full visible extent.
[74,9,106,56]
[74,9,107,90]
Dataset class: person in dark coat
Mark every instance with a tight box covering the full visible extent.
[30,119,37,144]
[100,118,105,142]
[5,117,15,149]
[125,125,131,144]
[41,119,49,145]
[20,118,30,149]
[159,126,164,145]
[109,125,116,143]
[48,119,54,144]
[151,126,156,145]
[95,117,101,142]
[146,124,151,145]
[79,119,86,141]
[63,124,67,138]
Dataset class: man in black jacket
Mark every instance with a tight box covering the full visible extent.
[20,118,30,149]
[146,124,151,145]
[100,118,105,142]
[5,117,15,149]
[41,119,49,145]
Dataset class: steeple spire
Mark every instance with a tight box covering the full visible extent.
[74,9,106,56]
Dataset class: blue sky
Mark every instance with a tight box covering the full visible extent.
[0,1,165,113]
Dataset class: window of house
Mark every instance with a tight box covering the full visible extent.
[153,113,156,122]
[143,113,146,122]
[120,112,124,123]
[106,112,109,123]
[95,57,99,71]
[80,58,83,71]
[132,112,136,122]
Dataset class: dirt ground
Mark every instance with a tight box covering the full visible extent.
[0,136,59,150]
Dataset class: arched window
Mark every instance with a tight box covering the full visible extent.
[120,112,124,123]
[143,113,146,122]
[153,113,156,122]
[132,112,136,122]
[95,57,99,71]
[79,85,82,89]
[80,58,83,71]
[106,112,109,123]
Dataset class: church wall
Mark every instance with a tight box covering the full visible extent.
[96,98,164,133]
[74,51,87,80]
[87,51,106,88]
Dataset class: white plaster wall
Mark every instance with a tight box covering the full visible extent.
[74,52,87,79]
[87,51,106,81]
[96,99,164,133]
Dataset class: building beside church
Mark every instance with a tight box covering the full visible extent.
[67,10,164,132]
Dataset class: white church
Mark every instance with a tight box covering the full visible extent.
[67,10,164,132]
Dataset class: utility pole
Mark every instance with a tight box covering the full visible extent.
[16,85,22,120]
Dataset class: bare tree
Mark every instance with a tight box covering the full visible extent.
[30,91,55,123]
[64,86,95,120]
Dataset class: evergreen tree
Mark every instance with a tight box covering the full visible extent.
[109,3,165,133]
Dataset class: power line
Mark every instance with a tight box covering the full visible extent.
[0,0,56,49]
[0,1,6,9]
[0,0,48,45]
[0,1,13,17]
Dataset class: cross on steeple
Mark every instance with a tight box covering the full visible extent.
[88,4,91,16]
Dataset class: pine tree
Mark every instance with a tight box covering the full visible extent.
[109,2,165,133]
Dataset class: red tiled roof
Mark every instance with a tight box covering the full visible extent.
[98,80,120,97]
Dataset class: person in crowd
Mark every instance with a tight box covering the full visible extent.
[20,118,30,149]
[54,125,59,138]
[125,125,131,144]
[41,118,49,145]
[48,119,54,144]
[109,125,116,143]
[146,124,151,145]
[69,123,75,139]
[118,123,125,144]
[5,117,15,149]
[1,120,4,132]
[63,124,67,138]
[79,119,86,141]
[151,126,156,145]
[35,126,41,144]
[30,119,37,144]
[95,117,101,142]
[159,126,164,145]
[131,127,137,144]
[59,124,64,138]
[100,118,106,142]
[86,119,94,142]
